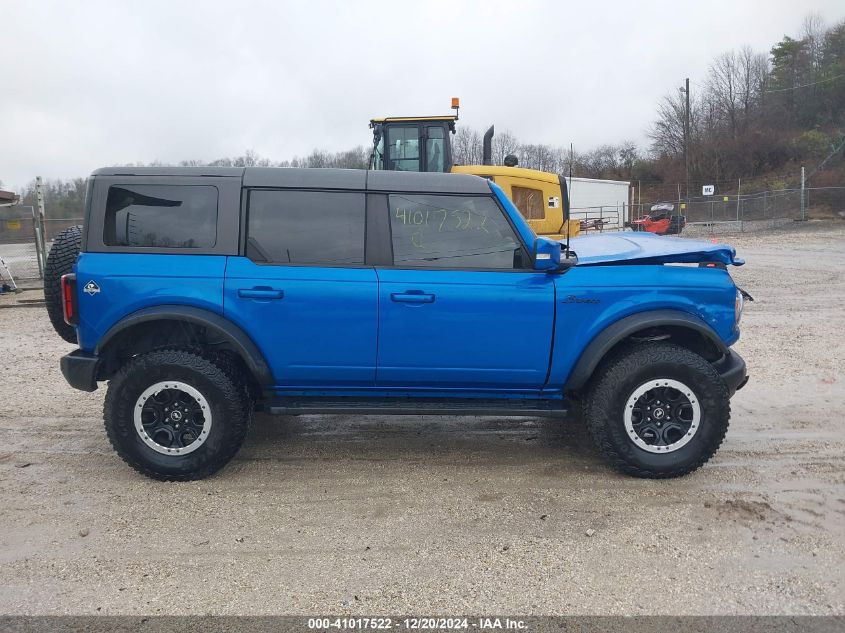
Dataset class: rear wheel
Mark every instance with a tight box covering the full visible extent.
[44,225,82,343]
[584,343,730,478]
[104,349,251,481]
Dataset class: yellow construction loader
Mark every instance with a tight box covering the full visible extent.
[369,98,580,239]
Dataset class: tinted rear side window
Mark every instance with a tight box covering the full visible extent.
[104,184,217,248]
[246,190,365,265]
[388,194,525,269]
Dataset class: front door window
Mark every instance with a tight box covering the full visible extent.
[388,194,526,269]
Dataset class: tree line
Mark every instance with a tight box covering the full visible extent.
[645,13,844,199]
[452,13,844,199]
[7,12,843,218]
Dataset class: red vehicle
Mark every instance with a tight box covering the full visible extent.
[631,203,686,235]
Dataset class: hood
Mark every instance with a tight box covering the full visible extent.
[565,232,744,266]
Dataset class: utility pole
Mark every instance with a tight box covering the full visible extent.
[682,77,690,201]
[638,179,641,218]
[800,165,806,221]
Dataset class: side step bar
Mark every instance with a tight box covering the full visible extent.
[265,397,568,418]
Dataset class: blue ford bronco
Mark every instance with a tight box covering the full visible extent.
[48,167,748,481]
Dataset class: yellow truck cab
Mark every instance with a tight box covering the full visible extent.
[369,101,579,239]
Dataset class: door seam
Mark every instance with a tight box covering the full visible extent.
[374,267,381,385]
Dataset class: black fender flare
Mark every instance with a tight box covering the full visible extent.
[564,309,729,392]
[96,305,273,387]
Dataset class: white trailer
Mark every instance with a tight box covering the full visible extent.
[568,177,631,231]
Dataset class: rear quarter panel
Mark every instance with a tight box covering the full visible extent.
[74,253,227,352]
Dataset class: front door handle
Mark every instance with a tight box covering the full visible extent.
[238,287,284,300]
[390,291,435,304]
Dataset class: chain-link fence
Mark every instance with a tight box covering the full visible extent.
[0,208,82,283]
[629,186,844,234]
[1,183,840,281]
[566,186,843,237]
[0,209,42,282]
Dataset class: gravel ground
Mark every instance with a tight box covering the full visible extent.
[0,221,843,615]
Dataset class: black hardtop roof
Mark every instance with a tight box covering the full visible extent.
[91,167,491,194]
[92,166,245,178]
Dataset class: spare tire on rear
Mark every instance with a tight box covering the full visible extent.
[44,225,82,344]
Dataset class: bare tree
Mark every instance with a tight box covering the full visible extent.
[708,50,741,136]
[452,127,482,165]
[649,90,688,157]
[803,12,826,70]
[491,130,519,165]
[738,45,769,118]
[618,141,639,179]
[707,46,769,138]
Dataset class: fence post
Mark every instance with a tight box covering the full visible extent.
[736,178,741,221]
[34,177,48,279]
[29,206,44,279]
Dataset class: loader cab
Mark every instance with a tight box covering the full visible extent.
[370,116,457,173]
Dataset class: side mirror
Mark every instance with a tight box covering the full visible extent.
[533,237,576,272]
[533,237,568,272]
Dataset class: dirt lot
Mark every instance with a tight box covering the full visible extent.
[0,221,843,615]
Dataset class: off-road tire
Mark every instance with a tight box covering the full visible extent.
[44,224,82,343]
[210,350,259,412]
[104,349,251,481]
[584,342,730,478]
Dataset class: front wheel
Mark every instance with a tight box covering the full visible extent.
[584,343,730,478]
[103,349,251,481]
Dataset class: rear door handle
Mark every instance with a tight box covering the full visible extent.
[238,287,284,300]
[390,292,435,304]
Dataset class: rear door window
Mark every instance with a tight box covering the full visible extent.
[388,194,526,269]
[246,190,366,265]
[103,185,218,248]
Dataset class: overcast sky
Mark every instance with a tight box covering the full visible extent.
[2,0,844,189]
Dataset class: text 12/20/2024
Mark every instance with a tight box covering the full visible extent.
[307,618,528,631]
